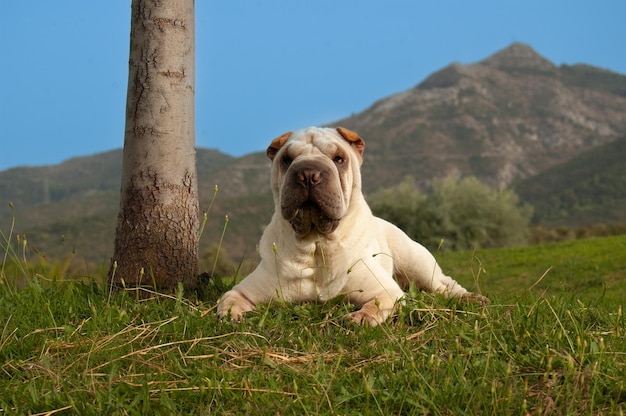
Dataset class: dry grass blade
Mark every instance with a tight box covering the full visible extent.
[31,406,73,416]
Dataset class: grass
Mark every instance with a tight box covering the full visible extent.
[1,234,625,414]
[438,234,626,307]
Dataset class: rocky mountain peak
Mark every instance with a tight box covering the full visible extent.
[417,63,465,90]
[482,42,556,72]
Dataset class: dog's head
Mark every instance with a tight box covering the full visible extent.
[266,127,365,238]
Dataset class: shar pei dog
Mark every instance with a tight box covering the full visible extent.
[217,127,488,326]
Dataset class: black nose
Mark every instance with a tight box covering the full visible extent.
[297,168,322,188]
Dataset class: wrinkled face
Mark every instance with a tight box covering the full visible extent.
[267,127,365,238]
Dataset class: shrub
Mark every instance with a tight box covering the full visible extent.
[369,175,533,250]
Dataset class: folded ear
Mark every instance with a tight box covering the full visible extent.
[336,127,365,160]
[266,131,292,161]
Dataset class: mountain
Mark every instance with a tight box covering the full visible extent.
[335,42,626,190]
[2,42,626,269]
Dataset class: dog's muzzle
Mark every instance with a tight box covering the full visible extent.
[280,161,343,237]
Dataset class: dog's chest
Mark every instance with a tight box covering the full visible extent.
[309,241,347,301]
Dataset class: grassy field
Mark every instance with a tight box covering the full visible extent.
[438,234,626,307]
[1,235,625,415]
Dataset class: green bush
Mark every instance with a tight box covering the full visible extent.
[369,175,533,250]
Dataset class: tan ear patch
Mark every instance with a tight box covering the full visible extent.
[266,131,292,161]
[336,127,365,159]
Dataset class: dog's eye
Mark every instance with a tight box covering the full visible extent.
[333,156,345,165]
[281,156,293,167]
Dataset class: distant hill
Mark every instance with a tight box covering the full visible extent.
[0,148,271,269]
[2,42,626,269]
[514,136,626,227]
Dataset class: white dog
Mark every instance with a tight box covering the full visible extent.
[217,127,487,326]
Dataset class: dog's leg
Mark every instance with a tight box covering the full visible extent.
[342,263,406,326]
[380,219,489,305]
[217,266,278,321]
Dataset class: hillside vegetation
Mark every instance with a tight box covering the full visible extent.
[370,176,532,251]
[514,136,626,226]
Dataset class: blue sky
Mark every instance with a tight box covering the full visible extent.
[1,1,625,171]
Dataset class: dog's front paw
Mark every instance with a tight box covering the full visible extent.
[461,292,490,306]
[348,310,381,327]
[346,299,391,327]
[217,290,256,322]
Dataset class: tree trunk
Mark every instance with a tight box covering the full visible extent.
[108,0,198,291]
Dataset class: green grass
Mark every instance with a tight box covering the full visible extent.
[438,234,626,307]
[1,236,625,414]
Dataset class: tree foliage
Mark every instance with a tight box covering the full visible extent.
[369,176,533,251]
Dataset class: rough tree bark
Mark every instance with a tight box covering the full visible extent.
[108,0,198,291]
